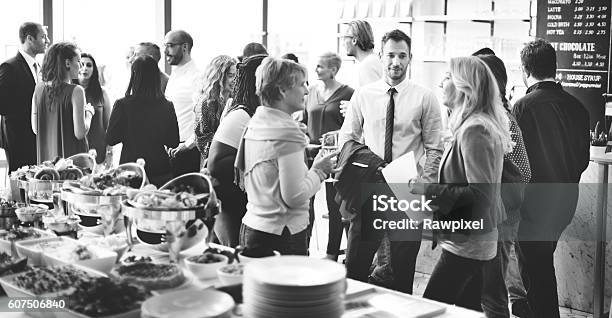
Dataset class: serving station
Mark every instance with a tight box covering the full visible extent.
[0,153,485,318]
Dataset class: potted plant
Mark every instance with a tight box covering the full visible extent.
[590,121,607,157]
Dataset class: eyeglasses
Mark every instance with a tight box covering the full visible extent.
[163,42,184,49]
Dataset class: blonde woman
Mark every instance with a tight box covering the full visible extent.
[235,57,337,255]
[415,56,512,311]
[188,55,237,169]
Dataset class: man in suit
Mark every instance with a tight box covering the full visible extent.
[0,22,49,172]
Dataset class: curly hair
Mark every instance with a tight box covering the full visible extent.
[78,53,104,106]
[196,55,237,119]
[41,42,79,110]
[228,54,267,116]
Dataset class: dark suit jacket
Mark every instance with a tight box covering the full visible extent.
[0,52,37,171]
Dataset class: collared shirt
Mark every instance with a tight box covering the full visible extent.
[340,77,443,182]
[165,59,201,141]
[242,107,321,235]
[18,49,38,83]
[512,81,589,183]
[355,53,382,88]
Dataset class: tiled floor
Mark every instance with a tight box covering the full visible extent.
[309,185,598,318]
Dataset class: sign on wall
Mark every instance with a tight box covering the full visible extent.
[537,0,611,127]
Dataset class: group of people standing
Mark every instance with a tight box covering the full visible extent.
[0,19,590,318]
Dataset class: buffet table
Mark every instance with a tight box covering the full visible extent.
[0,239,484,318]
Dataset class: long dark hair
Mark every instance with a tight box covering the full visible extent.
[125,55,164,99]
[78,53,103,105]
[41,42,79,110]
[477,54,510,111]
[228,53,267,116]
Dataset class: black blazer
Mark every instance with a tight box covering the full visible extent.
[0,52,37,171]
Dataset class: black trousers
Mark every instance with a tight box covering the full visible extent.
[325,182,347,256]
[239,223,308,256]
[423,249,486,312]
[345,210,422,294]
[516,240,560,318]
[170,147,200,177]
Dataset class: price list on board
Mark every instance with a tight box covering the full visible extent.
[537,0,611,125]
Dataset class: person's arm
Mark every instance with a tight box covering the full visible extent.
[278,151,324,208]
[101,87,112,130]
[0,63,16,116]
[165,102,180,148]
[420,92,444,183]
[105,100,124,146]
[424,124,499,216]
[31,91,37,135]
[207,140,237,183]
[338,91,364,147]
[72,85,90,139]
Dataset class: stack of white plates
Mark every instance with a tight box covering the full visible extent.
[243,256,346,318]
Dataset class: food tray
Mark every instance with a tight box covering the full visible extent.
[14,236,73,266]
[61,189,125,206]
[14,236,116,272]
[0,273,55,318]
[0,228,55,254]
[0,265,137,318]
[121,201,197,221]
[0,264,105,318]
[43,244,117,274]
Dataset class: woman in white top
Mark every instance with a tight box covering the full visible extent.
[207,54,267,247]
[235,57,337,255]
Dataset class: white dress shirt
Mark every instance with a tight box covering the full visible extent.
[19,49,38,83]
[340,77,444,182]
[355,53,382,88]
[165,59,201,141]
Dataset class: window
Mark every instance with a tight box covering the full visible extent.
[0,0,43,62]
[56,0,159,100]
[172,0,263,67]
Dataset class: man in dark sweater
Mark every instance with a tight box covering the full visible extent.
[512,39,590,318]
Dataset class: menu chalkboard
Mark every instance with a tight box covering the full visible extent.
[537,0,611,127]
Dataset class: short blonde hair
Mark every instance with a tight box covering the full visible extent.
[255,56,307,105]
[319,52,342,73]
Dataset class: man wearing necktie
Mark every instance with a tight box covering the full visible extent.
[0,22,49,172]
[339,29,443,294]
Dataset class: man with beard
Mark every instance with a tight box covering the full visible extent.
[339,29,443,294]
[0,22,49,172]
[164,30,202,176]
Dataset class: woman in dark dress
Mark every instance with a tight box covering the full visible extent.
[78,53,112,164]
[106,55,179,187]
[305,52,354,261]
[32,42,92,163]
